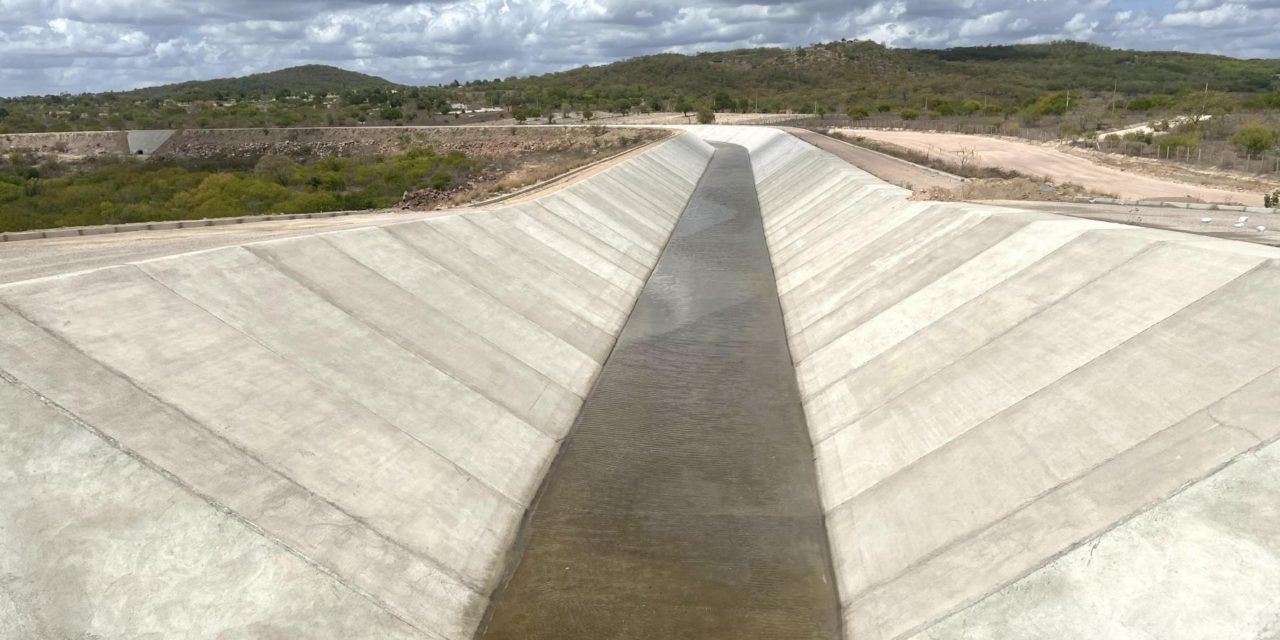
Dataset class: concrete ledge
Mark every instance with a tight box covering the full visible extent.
[1074,196,1276,214]
[1,210,379,243]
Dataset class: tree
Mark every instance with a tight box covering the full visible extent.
[254,155,298,185]
[1176,90,1237,122]
[676,99,693,116]
[581,109,594,121]
[513,109,528,124]
[696,106,715,124]
[1233,123,1278,156]
[847,107,869,120]
[900,108,919,120]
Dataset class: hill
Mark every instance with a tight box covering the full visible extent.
[120,65,401,101]
[1,40,1278,135]
[473,40,1280,113]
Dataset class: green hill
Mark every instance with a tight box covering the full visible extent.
[1,40,1278,135]
[121,65,401,101]
[473,40,1280,113]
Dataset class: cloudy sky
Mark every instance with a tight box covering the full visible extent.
[0,0,1275,97]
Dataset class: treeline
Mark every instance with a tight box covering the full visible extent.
[0,147,475,232]
[2,40,1279,135]
[0,85,485,133]
[473,40,1280,118]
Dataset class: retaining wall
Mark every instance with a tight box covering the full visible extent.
[690,126,1280,640]
[0,134,715,639]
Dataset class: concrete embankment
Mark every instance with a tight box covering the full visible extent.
[0,134,714,639]
[691,126,1280,640]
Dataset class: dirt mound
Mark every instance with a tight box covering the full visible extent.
[916,177,1102,202]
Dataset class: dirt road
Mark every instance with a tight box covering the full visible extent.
[837,128,1264,206]
[780,127,963,191]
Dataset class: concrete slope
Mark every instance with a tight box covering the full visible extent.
[0,133,714,640]
[689,126,1280,640]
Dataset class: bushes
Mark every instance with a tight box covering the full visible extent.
[1159,129,1202,150]
[696,107,715,124]
[1029,92,1073,116]
[1233,123,1278,156]
[0,147,479,232]
[1265,190,1278,208]
[900,108,919,120]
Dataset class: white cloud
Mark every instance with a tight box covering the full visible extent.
[0,0,1277,96]
[1162,3,1252,27]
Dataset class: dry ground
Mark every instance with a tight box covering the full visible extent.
[836,128,1271,206]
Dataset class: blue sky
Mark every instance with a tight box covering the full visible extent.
[0,0,1276,97]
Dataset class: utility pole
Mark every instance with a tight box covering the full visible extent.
[1199,81,1210,122]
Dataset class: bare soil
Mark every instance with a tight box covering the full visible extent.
[918,177,1097,202]
[837,128,1269,206]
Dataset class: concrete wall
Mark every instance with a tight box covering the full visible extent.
[688,126,1280,640]
[127,129,176,155]
[0,130,128,156]
[0,133,714,640]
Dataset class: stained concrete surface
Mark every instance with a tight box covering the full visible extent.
[3,125,1279,640]
[0,134,714,640]
[482,143,841,640]
[126,129,176,155]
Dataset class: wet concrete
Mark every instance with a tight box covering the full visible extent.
[481,143,841,640]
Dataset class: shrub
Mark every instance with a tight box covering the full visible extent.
[1233,123,1278,156]
[254,154,298,185]
[847,107,869,120]
[1030,92,1073,116]
[1159,129,1202,150]
[1122,131,1154,144]
[900,108,919,120]
[696,107,715,124]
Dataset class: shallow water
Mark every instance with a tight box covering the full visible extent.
[481,143,841,640]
